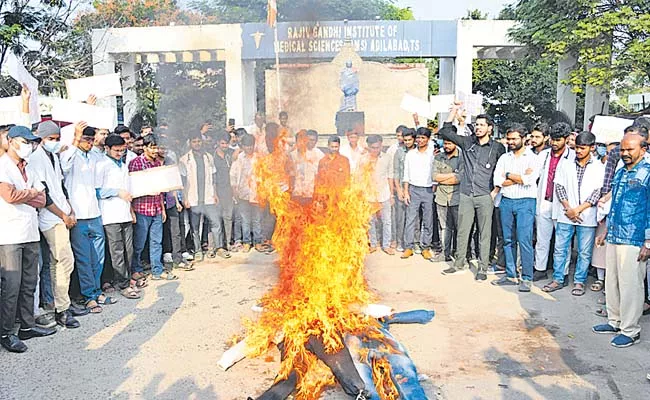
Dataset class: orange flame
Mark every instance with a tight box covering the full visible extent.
[243,129,391,398]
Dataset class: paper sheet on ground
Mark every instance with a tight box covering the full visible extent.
[429,94,455,114]
[129,165,183,198]
[5,53,40,124]
[51,100,116,129]
[400,93,434,120]
[66,73,122,102]
[591,115,633,144]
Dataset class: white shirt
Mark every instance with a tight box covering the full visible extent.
[96,156,133,225]
[403,146,435,188]
[340,139,367,173]
[554,157,605,227]
[27,146,71,232]
[60,147,101,220]
[493,148,540,199]
[358,153,392,203]
[535,147,575,219]
[0,154,40,245]
[291,148,324,198]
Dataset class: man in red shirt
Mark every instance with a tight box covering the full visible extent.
[314,135,351,200]
[129,135,177,281]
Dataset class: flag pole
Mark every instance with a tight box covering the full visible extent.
[274,25,282,115]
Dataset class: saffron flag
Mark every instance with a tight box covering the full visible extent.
[267,0,277,27]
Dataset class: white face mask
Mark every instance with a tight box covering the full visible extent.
[16,142,33,160]
[42,140,62,154]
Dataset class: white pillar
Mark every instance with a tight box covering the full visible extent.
[584,84,609,130]
[438,58,455,123]
[241,60,257,126]
[225,50,246,127]
[91,29,118,127]
[119,54,137,126]
[556,55,577,126]
[454,21,474,99]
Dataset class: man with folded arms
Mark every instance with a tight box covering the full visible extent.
[0,126,56,353]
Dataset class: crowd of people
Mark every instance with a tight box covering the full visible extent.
[1,91,650,359]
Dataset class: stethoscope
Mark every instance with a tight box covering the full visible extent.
[468,142,494,169]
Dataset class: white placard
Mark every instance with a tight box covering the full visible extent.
[458,92,484,116]
[60,124,76,146]
[0,96,23,125]
[51,100,116,129]
[66,73,122,102]
[5,53,40,124]
[129,165,183,198]
[400,93,434,120]
[591,115,633,144]
[429,94,455,114]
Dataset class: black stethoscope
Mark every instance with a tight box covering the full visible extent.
[468,142,494,169]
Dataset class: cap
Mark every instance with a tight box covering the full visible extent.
[8,125,40,142]
[36,120,60,138]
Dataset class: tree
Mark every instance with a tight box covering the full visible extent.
[509,0,650,93]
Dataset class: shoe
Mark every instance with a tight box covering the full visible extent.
[242,244,252,253]
[0,335,27,353]
[194,251,204,262]
[182,251,194,261]
[442,267,468,276]
[491,276,518,286]
[35,313,56,329]
[55,310,80,329]
[611,333,640,348]
[68,305,90,317]
[174,261,195,271]
[396,246,404,252]
[487,265,506,275]
[17,326,57,340]
[400,249,414,259]
[216,248,232,259]
[445,256,453,262]
[532,270,548,282]
[592,324,620,334]
[422,249,433,260]
[475,272,487,281]
[255,244,268,253]
[264,244,276,254]
[519,280,532,292]
[414,244,422,254]
[163,253,173,263]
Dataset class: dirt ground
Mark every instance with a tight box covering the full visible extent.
[1,251,649,400]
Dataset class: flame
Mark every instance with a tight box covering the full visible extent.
[242,129,395,398]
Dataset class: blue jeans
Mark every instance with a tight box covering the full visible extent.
[70,217,105,302]
[369,200,392,249]
[499,197,535,281]
[552,222,596,284]
[238,200,263,245]
[39,236,54,307]
[132,213,164,276]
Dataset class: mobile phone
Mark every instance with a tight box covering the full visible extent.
[228,118,235,126]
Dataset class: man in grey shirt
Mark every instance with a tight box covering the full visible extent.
[439,105,506,280]
[393,128,416,251]
[432,139,463,262]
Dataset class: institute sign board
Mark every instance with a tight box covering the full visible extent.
[241,20,457,60]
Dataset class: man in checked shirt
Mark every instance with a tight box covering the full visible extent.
[542,132,604,295]
[129,134,178,281]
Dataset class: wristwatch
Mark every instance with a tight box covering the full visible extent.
[505,172,510,180]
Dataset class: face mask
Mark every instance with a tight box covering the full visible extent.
[42,140,62,154]
[596,146,606,158]
[16,142,33,160]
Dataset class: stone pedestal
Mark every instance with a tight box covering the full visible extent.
[335,111,365,136]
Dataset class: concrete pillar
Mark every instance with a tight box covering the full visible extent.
[118,54,137,126]
[454,21,474,99]
[241,60,257,126]
[438,58,455,122]
[91,54,117,127]
[556,55,577,126]
[584,84,609,130]
[225,52,245,127]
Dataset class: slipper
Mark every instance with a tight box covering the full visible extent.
[102,283,116,294]
[121,287,141,299]
[590,280,604,292]
[571,283,586,296]
[85,300,103,314]
[97,295,118,305]
[595,308,607,318]
[542,281,563,293]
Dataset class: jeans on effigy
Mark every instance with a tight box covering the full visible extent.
[379,309,435,330]
[345,328,428,400]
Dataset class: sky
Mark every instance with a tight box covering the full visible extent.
[396,0,514,20]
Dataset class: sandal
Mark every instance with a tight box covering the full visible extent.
[571,283,586,296]
[102,283,116,294]
[597,297,606,305]
[595,307,607,317]
[590,280,604,292]
[85,300,103,314]
[97,294,118,305]
[542,281,563,293]
[207,249,217,258]
[120,287,141,299]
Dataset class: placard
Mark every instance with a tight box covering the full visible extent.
[458,92,484,116]
[429,94,455,114]
[5,53,40,124]
[400,93,434,120]
[51,100,116,129]
[129,165,183,198]
[66,73,122,102]
[591,115,633,144]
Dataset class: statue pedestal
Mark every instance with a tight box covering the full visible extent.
[335,111,365,136]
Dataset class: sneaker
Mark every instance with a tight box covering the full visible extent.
[592,323,621,334]
[487,265,506,275]
[35,313,56,329]
[0,335,27,353]
[55,310,80,329]
[194,251,204,262]
[421,249,433,260]
[414,244,422,254]
[532,270,548,281]
[491,276,518,286]
[400,249,414,259]
[396,246,404,252]
[519,280,532,292]
[442,267,468,276]
[611,333,640,348]
[163,253,173,263]
[182,252,194,261]
[475,272,487,281]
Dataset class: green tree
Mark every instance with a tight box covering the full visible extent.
[509,0,650,93]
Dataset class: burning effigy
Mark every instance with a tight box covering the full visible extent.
[219,129,433,399]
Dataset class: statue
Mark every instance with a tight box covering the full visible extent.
[339,61,359,112]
